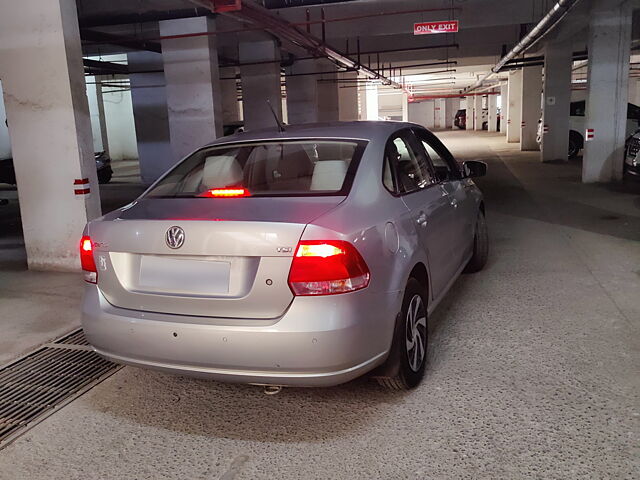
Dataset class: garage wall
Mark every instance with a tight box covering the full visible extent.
[0,81,10,159]
[408,100,436,129]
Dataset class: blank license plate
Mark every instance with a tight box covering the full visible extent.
[139,256,230,295]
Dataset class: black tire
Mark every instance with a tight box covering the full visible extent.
[97,169,112,184]
[568,131,582,159]
[377,278,428,390]
[464,209,489,273]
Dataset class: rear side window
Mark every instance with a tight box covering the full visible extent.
[383,132,433,194]
[145,140,367,198]
[413,129,461,182]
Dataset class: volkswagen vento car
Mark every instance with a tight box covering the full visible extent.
[81,121,488,390]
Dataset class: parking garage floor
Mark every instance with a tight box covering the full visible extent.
[0,131,638,479]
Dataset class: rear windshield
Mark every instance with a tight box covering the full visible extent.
[145,139,367,198]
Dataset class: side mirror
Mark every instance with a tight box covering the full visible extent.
[462,160,487,178]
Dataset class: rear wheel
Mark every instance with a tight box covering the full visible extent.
[568,131,582,159]
[464,209,488,273]
[377,278,428,390]
[97,169,112,184]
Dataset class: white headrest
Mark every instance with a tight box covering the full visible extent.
[310,160,347,191]
[201,155,243,188]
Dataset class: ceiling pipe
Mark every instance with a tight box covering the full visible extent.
[464,0,582,93]
[410,91,500,102]
[79,8,211,28]
[96,6,462,44]
[81,29,161,54]
[262,0,358,8]
[83,58,129,75]
[192,0,408,91]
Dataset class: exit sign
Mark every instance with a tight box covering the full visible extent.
[414,20,459,35]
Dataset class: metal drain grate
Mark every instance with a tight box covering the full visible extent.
[0,328,120,448]
[54,329,90,346]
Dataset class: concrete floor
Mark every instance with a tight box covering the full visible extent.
[0,131,638,479]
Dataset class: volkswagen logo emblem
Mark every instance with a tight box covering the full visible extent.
[165,226,185,249]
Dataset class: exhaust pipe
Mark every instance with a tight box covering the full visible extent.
[263,385,283,395]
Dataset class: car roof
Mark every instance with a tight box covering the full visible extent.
[206,120,424,146]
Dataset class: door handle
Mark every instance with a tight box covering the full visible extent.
[416,212,428,227]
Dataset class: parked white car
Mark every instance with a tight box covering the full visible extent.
[537,101,640,158]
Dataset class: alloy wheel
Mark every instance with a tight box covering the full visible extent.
[405,294,427,372]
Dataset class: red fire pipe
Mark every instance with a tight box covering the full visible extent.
[409,92,500,102]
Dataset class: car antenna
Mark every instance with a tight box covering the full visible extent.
[266,99,286,133]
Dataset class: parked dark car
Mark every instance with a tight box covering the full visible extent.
[454,109,466,129]
[624,130,640,178]
[0,151,112,186]
[454,109,500,131]
[223,122,244,136]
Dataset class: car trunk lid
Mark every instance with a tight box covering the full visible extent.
[90,196,343,319]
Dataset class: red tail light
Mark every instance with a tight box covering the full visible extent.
[80,235,97,284]
[288,240,370,296]
[198,188,250,198]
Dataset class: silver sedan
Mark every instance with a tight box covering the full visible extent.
[81,121,488,390]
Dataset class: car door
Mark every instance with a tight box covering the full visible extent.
[413,128,476,273]
[383,129,457,301]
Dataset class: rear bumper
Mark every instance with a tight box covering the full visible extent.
[82,286,400,387]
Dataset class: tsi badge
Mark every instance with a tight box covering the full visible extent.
[166,226,185,249]
[276,247,292,253]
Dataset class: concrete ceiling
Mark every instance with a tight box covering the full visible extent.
[76,0,640,96]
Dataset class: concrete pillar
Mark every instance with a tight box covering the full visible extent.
[499,84,508,134]
[220,67,241,125]
[86,75,109,154]
[435,99,446,129]
[286,59,321,124]
[286,59,339,124]
[488,94,498,132]
[160,17,223,161]
[281,94,288,124]
[408,101,435,129]
[520,65,543,151]
[317,72,339,123]
[401,93,409,122]
[86,77,103,153]
[507,70,522,142]
[0,0,101,270]
[541,39,572,162]
[473,95,483,131]
[239,34,282,131]
[128,51,173,185]
[583,0,632,183]
[95,77,109,154]
[338,71,358,121]
[446,97,460,128]
[362,84,379,120]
